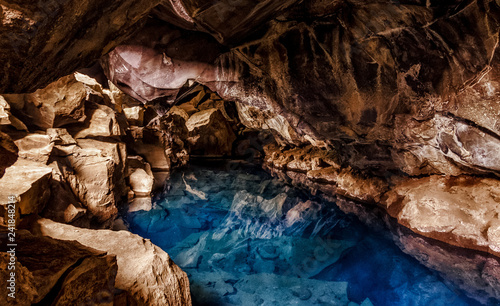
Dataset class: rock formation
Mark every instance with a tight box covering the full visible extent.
[0,228,117,305]
[1,0,500,303]
[36,218,192,306]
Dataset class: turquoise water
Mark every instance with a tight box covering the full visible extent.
[125,161,496,306]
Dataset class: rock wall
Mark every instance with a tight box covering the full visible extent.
[0,0,163,93]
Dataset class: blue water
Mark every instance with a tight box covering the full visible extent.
[125,161,492,306]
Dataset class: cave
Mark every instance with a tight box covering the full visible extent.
[1,0,500,305]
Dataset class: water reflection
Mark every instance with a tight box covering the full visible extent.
[125,162,499,305]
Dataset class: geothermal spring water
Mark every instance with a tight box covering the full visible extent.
[125,161,494,306]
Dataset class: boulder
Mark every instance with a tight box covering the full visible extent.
[2,74,87,130]
[50,138,127,224]
[1,228,117,305]
[382,176,500,257]
[37,218,192,306]
[0,159,52,225]
[72,102,126,139]
[127,156,154,196]
[13,133,53,164]
[186,108,236,156]
[42,161,87,224]
[122,98,145,126]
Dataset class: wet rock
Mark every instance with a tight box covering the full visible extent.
[395,227,500,304]
[383,175,500,257]
[291,286,312,300]
[0,159,52,224]
[37,218,192,306]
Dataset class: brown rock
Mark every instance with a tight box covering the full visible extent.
[72,102,125,139]
[382,176,500,257]
[5,229,118,305]
[50,138,127,224]
[0,96,28,131]
[52,255,117,306]
[14,133,53,164]
[0,130,18,178]
[0,159,52,224]
[0,0,163,93]
[127,156,154,196]
[186,108,236,156]
[38,218,192,306]
[0,252,37,305]
[2,74,87,130]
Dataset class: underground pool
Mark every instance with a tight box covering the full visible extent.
[124,161,499,306]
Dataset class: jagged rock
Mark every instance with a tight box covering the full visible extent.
[51,138,127,224]
[382,175,500,257]
[37,218,192,306]
[122,98,145,126]
[0,96,27,131]
[152,0,299,45]
[1,229,118,305]
[72,102,126,139]
[0,130,18,178]
[42,161,87,224]
[2,74,87,130]
[13,133,53,164]
[0,252,37,305]
[395,228,500,304]
[0,159,52,225]
[47,128,77,146]
[127,156,154,196]
[186,108,236,156]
